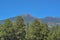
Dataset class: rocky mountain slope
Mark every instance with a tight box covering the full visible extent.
[0,14,60,26]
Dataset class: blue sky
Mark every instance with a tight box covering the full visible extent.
[0,0,60,20]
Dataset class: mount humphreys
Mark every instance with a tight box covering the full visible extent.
[0,14,60,26]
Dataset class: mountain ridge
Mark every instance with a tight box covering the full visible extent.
[0,14,60,26]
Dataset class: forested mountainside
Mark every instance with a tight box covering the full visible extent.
[0,15,60,40]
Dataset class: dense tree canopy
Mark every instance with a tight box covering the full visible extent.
[0,16,60,40]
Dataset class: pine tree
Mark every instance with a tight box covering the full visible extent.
[15,16,26,40]
[2,19,13,40]
[27,19,49,40]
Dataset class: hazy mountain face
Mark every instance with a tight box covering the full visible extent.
[0,14,60,26]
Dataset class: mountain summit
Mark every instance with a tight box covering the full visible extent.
[0,14,60,26]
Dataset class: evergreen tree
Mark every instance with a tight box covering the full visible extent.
[27,19,48,40]
[15,16,26,40]
[2,19,13,40]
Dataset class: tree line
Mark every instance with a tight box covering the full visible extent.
[0,16,60,40]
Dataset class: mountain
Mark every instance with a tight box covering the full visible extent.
[0,14,60,26]
[40,17,60,26]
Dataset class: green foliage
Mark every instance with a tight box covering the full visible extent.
[0,16,60,40]
[0,19,13,40]
[15,16,26,40]
[27,19,49,40]
[47,26,60,40]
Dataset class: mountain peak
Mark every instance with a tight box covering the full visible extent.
[21,14,31,17]
[0,14,60,26]
[24,14,30,16]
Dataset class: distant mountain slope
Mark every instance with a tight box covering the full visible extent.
[0,14,60,26]
[40,17,60,26]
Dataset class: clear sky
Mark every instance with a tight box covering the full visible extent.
[0,0,60,20]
